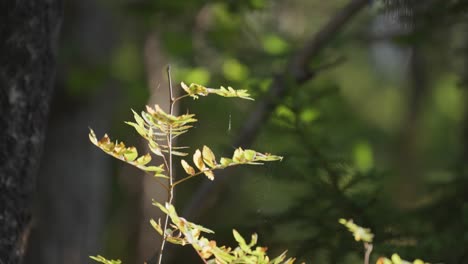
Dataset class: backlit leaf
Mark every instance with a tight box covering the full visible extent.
[220,157,233,167]
[123,147,138,161]
[89,129,98,145]
[136,153,151,165]
[181,160,195,175]
[233,148,244,162]
[202,146,217,168]
[193,149,205,171]
[244,149,256,161]
[203,170,214,180]
[125,121,147,138]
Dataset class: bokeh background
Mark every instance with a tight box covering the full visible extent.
[23,0,468,263]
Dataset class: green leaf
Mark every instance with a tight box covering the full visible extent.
[233,148,245,163]
[125,121,147,138]
[90,255,122,264]
[339,218,374,243]
[208,86,254,100]
[123,147,138,161]
[392,254,402,264]
[136,153,151,165]
[181,82,209,99]
[232,229,252,254]
[243,149,256,161]
[220,157,233,167]
[142,164,165,174]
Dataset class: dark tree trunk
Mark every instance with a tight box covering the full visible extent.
[0,1,61,263]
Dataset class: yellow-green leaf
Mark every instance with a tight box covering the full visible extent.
[181,160,195,175]
[136,153,151,165]
[220,157,233,167]
[142,164,164,173]
[243,149,256,161]
[391,254,402,264]
[132,109,145,126]
[125,121,147,138]
[202,146,217,168]
[233,148,244,163]
[193,149,205,171]
[123,147,138,161]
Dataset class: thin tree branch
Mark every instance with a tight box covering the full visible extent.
[157,66,175,264]
[182,0,369,220]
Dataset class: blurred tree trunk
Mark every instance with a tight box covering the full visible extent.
[23,1,119,263]
[0,1,61,263]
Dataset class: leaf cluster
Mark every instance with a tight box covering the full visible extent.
[179,146,282,182]
[150,202,300,264]
[89,81,287,263]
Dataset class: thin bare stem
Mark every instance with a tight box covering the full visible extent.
[173,94,190,104]
[168,65,175,102]
[194,247,209,264]
[158,65,176,264]
[364,242,373,264]
[172,161,263,187]
[172,170,209,187]
[160,152,170,173]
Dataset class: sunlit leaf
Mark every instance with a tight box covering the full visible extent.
[135,153,151,165]
[168,149,188,156]
[208,86,254,100]
[243,149,256,161]
[89,128,98,145]
[123,147,138,161]
[193,149,205,171]
[254,152,283,162]
[220,157,233,167]
[233,229,251,253]
[339,218,374,243]
[181,159,195,175]
[204,170,215,180]
[125,121,147,138]
[391,254,404,264]
[181,82,209,99]
[233,148,244,163]
[202,146,217,168]
[90,255,122,264]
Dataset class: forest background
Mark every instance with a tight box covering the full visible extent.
[1,0,468,264]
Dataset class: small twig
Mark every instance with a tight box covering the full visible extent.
[173,94,190,104]
[194,248,209,264]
